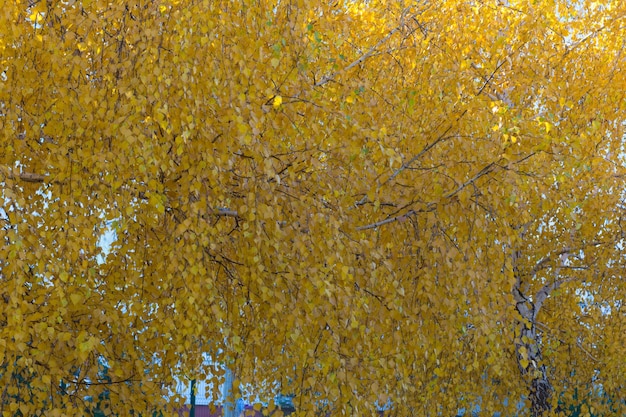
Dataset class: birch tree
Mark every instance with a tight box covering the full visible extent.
[1,0,625,415]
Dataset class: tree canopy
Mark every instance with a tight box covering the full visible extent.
[1,0,625,416]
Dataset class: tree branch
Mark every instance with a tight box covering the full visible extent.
[214,208,239,217]
[355,160,499,231]
[443,161,498,199]
[386,130,456,183]
[69,374,137,386]
[0,165,46,183]
[1,165,240,220]
[533,250,576,321]
[355,209,420,231]
[314,27,400,87]
[528,247,572,278]
[533,276,576,321]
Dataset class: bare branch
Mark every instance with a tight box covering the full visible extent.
[476,59,507,96]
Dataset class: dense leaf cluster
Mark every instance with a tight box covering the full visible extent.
[1,1,625,415]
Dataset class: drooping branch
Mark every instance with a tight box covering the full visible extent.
[352,47,517,210]
[1,164,241,220]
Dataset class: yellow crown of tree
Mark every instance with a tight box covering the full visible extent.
[0,0,624,416]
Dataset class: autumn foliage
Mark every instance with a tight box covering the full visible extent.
[1,0,625,416]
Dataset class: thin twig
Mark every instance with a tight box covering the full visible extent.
[443,161,499,199]
[314,27,400,87]
[355,209,417,231]
[576,339,599,362]
[355,160,499,231]
[355,204,438,231]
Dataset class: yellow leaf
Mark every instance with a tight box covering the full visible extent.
[28,11,45,24]
[273,95,283,108]
[69,293,82,305]
[544,121,552,133]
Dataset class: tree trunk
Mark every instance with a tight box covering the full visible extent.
[222,368,235,417]
[511,248,571,416]
[515,320,553,416]
[530,369,553,417]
